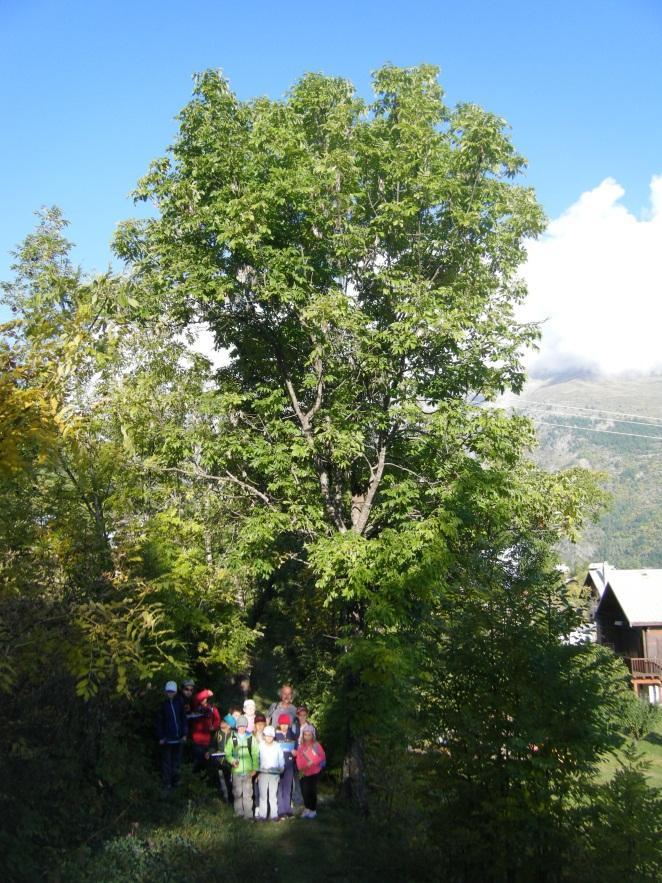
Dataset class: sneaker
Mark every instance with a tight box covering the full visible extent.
[300,809,311,818]
[307,811,317,819]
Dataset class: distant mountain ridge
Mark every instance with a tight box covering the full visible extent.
[511,374,662,569]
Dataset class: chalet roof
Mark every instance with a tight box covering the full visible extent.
[585,562,614,598]
[596,569,662,627]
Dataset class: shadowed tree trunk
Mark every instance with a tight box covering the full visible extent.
[342,730,368,814]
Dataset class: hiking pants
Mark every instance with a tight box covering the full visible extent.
[258,772,280,820]
[277,763,294,816]
[292,768,303,805]
[300,772,320,811]
[160,742,183,788]
[232,773,254,818]
[218,764,233,803]
[192,744,208,773]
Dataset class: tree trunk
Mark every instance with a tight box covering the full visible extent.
[341,730,368,815]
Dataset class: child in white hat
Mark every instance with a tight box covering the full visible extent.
[243,698,257,732]
[257,726,284,821]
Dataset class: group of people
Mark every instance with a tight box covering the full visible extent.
[155,680,326,821]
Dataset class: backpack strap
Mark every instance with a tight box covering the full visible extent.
[230,732,253,762]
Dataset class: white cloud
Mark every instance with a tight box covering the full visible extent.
[181,322,230,370]
[521,175,662,377]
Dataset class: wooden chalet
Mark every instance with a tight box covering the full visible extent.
[586,563,662,704]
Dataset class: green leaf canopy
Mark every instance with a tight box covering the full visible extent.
[115,64,545,554]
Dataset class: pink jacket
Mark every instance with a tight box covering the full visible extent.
[295,741,326,776]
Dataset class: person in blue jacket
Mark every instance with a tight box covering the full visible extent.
[275,714,298,818]
[155,680,188,792]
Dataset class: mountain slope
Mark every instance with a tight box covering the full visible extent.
[512,375,662,568]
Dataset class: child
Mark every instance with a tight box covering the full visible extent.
[190,688,221,772]
[291,706,315,808]
[251,712,267,808]
[253,713,267,741]
[180,679,195,715]
[224,715,259,818]
[275,714,297,818]
[295,724,326,819]
[243,698,257,733]
[294,705,317,742]
[210,715,236,803]
[257,726,284,821]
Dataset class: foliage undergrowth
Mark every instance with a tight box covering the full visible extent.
[62,796,437,883]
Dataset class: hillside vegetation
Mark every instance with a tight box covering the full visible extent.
[514,375,662,568]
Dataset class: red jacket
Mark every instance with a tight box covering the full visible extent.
[190,699,221,747]
[295,741,326,776]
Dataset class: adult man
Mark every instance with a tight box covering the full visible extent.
[267,685,302,807]
[225,715,259,818]
[155,680,188,793]
[266,684,297,727]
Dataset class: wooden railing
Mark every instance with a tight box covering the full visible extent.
[628,658,662,679]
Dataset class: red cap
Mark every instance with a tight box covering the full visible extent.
[194,689,213,703]
[278,714,291,725]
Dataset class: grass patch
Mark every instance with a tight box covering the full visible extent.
[597,717,662,788]
[62,787,431,883]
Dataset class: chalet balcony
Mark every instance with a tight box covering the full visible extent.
[627,658,662,681]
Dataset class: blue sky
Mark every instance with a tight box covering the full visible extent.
[2,0,662,371]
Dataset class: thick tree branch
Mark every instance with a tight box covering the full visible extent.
[57,452,110,547]
[384,461,438,486]
[305,355,324,423]
[284,376,309,433]
[273,343,347,531]
[352,439,387,535]
[318,462,347,533]
[150,464,274,507]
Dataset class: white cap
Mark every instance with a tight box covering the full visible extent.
[165,680,177,692]
[243,699,256,712]
[263,725,275,737]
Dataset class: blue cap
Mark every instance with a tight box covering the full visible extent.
[223,714,236,728]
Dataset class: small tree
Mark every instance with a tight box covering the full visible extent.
[579,744,662,883]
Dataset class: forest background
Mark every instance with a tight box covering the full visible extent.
[1,61,662,882]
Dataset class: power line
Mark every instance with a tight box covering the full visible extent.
[516,404,662,430]
[521,398,662,424]
[533,419,662,441]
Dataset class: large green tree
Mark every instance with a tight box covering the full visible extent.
[112,64,599,798]
[116,65,544,535]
